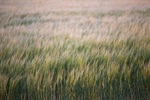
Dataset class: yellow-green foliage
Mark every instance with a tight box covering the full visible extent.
[0,8,150,100]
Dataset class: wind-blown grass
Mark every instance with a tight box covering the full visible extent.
[0,6,150,100]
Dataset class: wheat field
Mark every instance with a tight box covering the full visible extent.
[0,0,150,100]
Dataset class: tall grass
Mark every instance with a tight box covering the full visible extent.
[0,9,150,99]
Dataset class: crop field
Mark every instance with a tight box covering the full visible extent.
[0,0,150,100]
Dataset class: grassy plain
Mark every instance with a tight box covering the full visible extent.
[0,0,150,99]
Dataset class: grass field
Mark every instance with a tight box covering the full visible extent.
[0,0,150,100]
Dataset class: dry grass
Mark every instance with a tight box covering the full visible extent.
[0,0,150,100]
